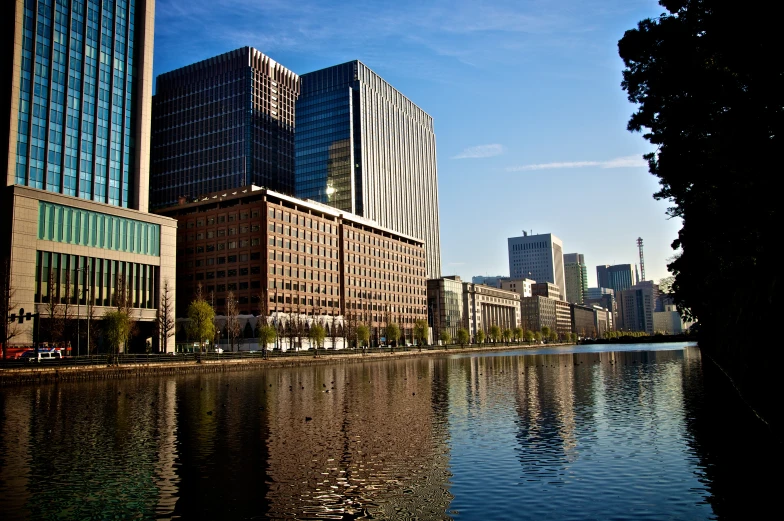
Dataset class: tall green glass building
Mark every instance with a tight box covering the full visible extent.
[1,0,176,352]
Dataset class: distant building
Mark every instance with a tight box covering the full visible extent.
[427,276,465,342]
[586,287,615,299]
[653,304,693,334]
[591,305,612,337]
[584,287,617,331]
[471,275,507,288]
[500,278,535,298]
[520,296,557,334]
[532,282,562,300]
[508,232,566,299]
[564,253,588,304]
[520,281,571,337]
[617,283,656,334]
[596,264,636,296]
[571,304,598,338]
[462,283,521,341]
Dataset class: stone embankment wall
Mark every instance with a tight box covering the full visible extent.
[0,343,570,386]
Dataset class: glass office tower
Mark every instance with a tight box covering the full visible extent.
[150,47,300,209]
[6,0,149,209]
[296,61,442,278]
[2,0,177,351]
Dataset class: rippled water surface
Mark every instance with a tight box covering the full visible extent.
[0,343,777,519]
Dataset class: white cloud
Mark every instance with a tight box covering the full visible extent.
[506,155,647,171]
[453,144,505,159]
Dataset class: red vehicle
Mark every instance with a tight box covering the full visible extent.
[1,343,72,359]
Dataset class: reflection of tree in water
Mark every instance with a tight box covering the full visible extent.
[263,359,453,519]
[679,347,782,520]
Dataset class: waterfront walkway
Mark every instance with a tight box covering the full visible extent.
[0,342,570,385]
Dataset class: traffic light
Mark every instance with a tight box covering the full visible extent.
[18,308,24,323]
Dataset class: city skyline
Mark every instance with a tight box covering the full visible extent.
[152,0,679,288]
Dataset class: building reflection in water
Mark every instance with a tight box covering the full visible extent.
[3,345,770,520]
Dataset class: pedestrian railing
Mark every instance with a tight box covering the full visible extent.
[0,341,551,369]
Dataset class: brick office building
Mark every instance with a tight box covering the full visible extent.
[155,186,427,343]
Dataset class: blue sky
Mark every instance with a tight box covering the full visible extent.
[153,0,678,287]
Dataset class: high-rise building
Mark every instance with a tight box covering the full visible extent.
[508,232,565,298]
[617,283,656,334]
[563,252,587,304]
[295,61,441,278]
[596,264,636,295]
[2,0,177,352]
[150,47,300,208]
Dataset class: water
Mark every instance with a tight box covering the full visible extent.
[0,343,777,520]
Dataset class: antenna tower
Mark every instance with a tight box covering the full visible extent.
[637,237,645,282]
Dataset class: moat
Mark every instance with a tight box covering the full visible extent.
[0,342,776,520]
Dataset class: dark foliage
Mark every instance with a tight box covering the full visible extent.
[619,1,781,430]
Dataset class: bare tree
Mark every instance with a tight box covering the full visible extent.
[225,290,241,352]
[155,279,175,353]
[329,304,340,349]
[42,269,61,345]
[1,259,22,360]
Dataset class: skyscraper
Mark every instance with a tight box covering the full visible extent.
[563,253,587,304]
[596,264,636,295]
[150,47,300,208]
[507,232,566,299]
[2,0,177,351]
[295,61,441,278]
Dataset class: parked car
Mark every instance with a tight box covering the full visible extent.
[214,347,224,353]
[21,349,62,363]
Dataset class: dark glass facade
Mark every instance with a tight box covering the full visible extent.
[296,61,442,279]
[9,0,141,208]
[151,47,300,209]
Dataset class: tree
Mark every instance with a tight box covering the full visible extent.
[309,323,326,356]
[356,324,370,351]
[414,319,429,348]
[225,291,241,352]
[503,328,512,343]
[42,269,61,345]
[476,330,486,344]
[513,327,523,343]
[113,274,137,352]
[155,279,175,353]
[524,330,534,343]
[570,332,578,343]
[548,331,558,342]
[103,310,131,357]
[258,322,276,358]
[619,1,780,425]
[187,297,215,353]
[386,322,400,349]
[534,331,542,343]
[329,307,340,349]
[457,328,469,347]
[489,325,501,343]
[541,326,551,340]
[1,259,21,360]
[439,330,451,348]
